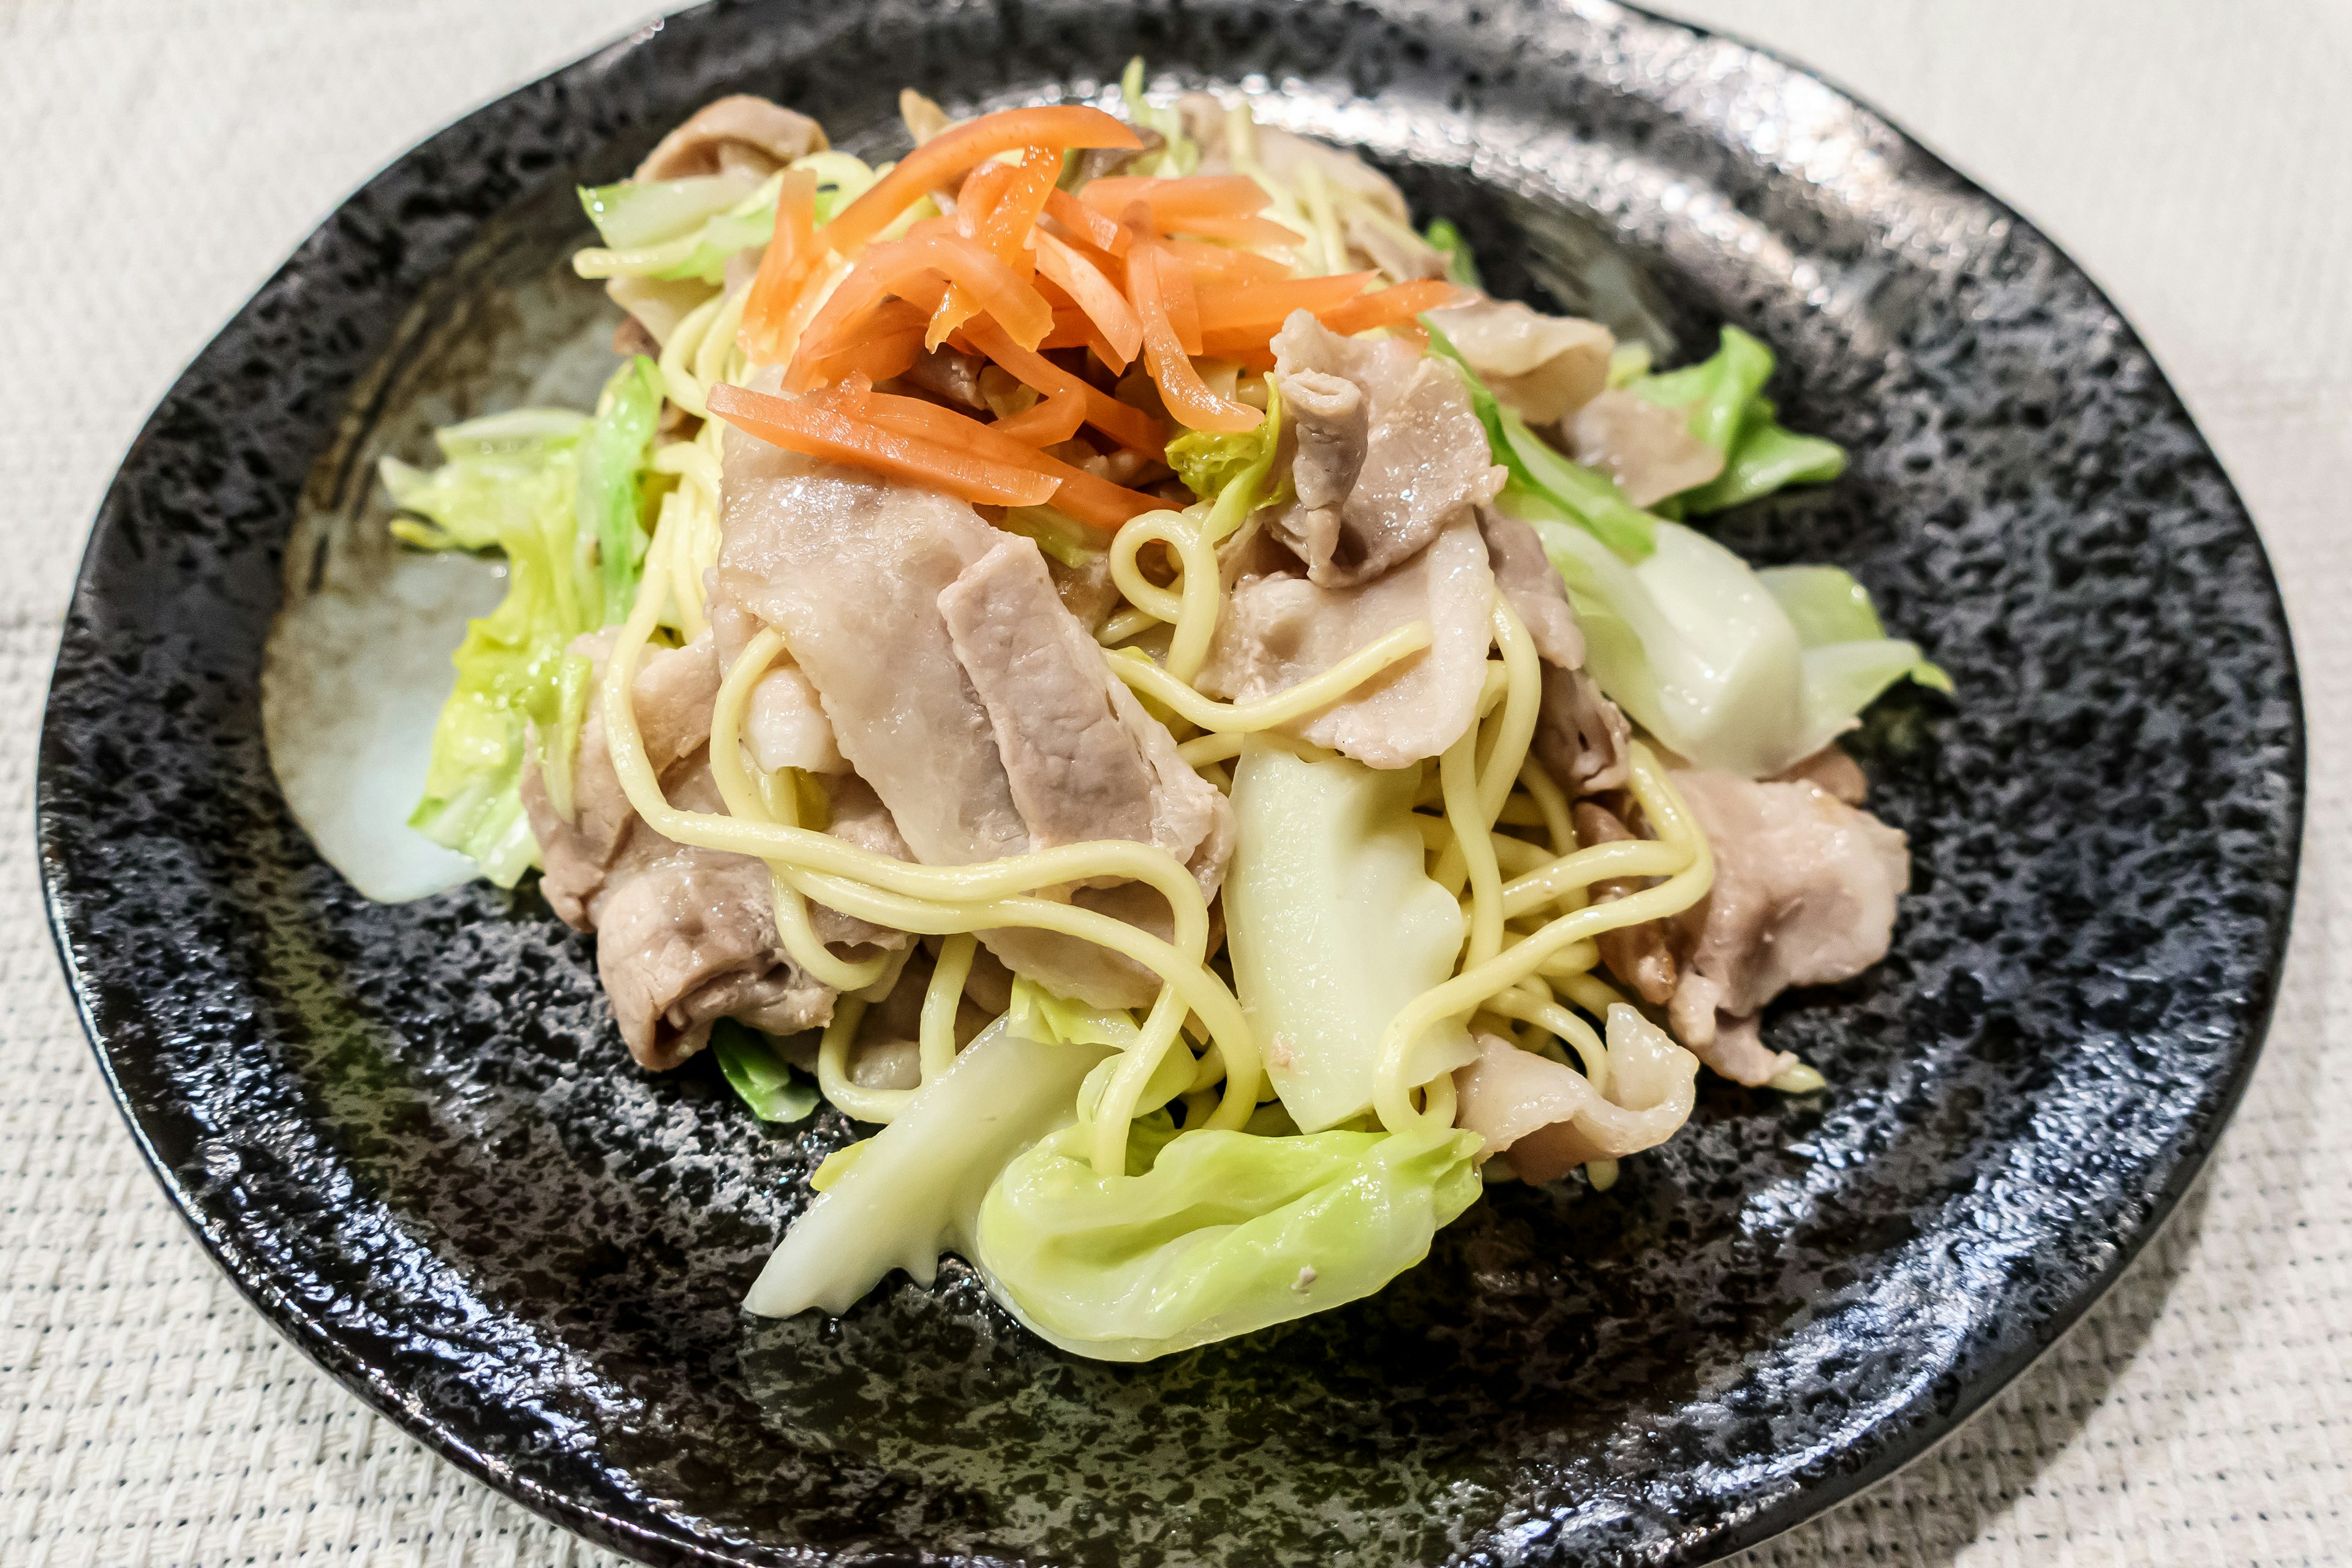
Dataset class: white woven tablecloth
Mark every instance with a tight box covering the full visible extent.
[2,2,2345,1562]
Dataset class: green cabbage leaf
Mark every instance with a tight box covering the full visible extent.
[1627,326,1847,514]
[742,1018,1109,1317]
[1165,377,1287,531]
[390,358,659,884]
[1532,515,1947,777]
[1422,217,1483,288]
[1222,739,1474,1132]
[1425,317,1656,560]
[711,1020,820,1123]
[576,355,665,627]
[973,1119,1482,1362]
[1114,57,1201,178]
[578,169,766,251]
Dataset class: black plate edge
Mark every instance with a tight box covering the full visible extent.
[31,2,2311,1564]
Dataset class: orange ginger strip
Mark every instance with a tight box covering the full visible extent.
[1156,246,1204,355]
[929,147,1059,349]
[1031,228,1143,369]
[1122,209,1259,434]
[1080,175,1271,222]
[987,386,1087,446]
[790,230,1053,390]
[707,381,1058,507]
[738,170,822,363]
[858,388,1164,529]
[1155,213,1304,248]
[1044,187,1128,253]
[1313,277,1466,337]
[1165,238,1291,285]
[822,105,1138,257]
[965,315,1165,455]
[1194,271,1377,334]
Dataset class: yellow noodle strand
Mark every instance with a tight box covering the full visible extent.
[707,629,890,991]
[602,554,1264,1124]
[816,996,912,1123]
[1476,599,1543,824]
[1107,620,1430,733]
[1517,758,1577,858]
[1556,970,1630,1023]
[1089,984,1189,1175]
[919,933,976,1082]
[1177,731,1244,769]
[1480,983,1611,1095]
[658,292,727,417]
[1108,510,1223,683]
[1442,722,1505,971]
[1499,839,1686,920]
[1372,743,1711,1134]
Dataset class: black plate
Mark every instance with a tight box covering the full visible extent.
[38,2,2302,1564]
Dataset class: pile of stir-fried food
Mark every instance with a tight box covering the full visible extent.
[366,68,1946,1360]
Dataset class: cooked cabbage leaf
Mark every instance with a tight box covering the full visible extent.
[1627,326,1847,514]
[578,170,766,250]
[1534,518,1945,777]
[1425,316,1656,560]
[711,1020,820,1123]
[1165,376,1287,530]
[573,172,784,284]
[1115,56,1201,178]
[1006,976,1139,1050]
[1423,217,1483,288]
[973,1120,1481,1361]
[1223,739,1474,1131]
[742,1019,1108,1317]
[577,355,665,628]
[393,358,659,884]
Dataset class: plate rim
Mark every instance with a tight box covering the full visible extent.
[35,2,2307,1563]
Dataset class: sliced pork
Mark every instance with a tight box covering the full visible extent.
[1425,296,1613,426]
[1452,1009,1699,1184]
[1665,770,1909,1084]
[1572,797,1679,1007]
[716,440,1232,1007]
[742,662,845,775]
[1773,743,1869,805]
[940,537,1224,871]
[1267,311,1504,587]
[717,443,1030,865]
[1341,209,1450,283]
[1199,511,1493,769]
[1479,509,1629,795]
[581,762,833,1069]
[1480,506,1583,669]
[520,630,908,1070]
[1564,388,1725,508]
[633,94,828,181]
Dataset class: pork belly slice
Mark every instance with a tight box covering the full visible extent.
[716,443,1030,868]
[715,442,1232,1008]
[1265,310,1504,588]
[1479,507,1629,796]
[939,537,1227,878]
[521,631,907,1071]
[1452,1011,1698,1185]
[1199,511,1494,769]
[1665,770,1910,1085]
[633,94,827,182]
[1565,388,1725,510]
[1423,296,1614,427]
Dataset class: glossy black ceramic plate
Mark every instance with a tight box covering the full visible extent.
[38,2,2302,1564]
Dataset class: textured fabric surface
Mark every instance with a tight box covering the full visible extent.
[1,1,2345,1564]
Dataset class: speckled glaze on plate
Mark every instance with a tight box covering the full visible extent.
[37,1,2302,1563]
